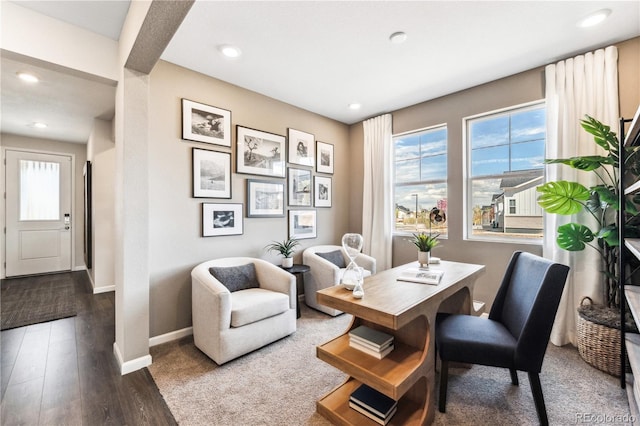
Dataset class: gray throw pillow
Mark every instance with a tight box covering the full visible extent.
[209,263,260,292]
[316,250,346,268]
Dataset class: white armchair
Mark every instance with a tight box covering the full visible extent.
[302,245,376,316]
[191,257,296,365]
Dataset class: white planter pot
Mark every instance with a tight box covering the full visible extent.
[282,257,294,268]
[418,251,430,268]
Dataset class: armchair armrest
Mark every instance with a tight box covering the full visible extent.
[253,259,296,309]
[355,253,377,274]
[304,251,343,285]
[191,264,232,331]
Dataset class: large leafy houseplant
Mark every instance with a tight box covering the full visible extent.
[536,115,640,309]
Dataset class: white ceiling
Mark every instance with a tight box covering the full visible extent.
[2,1,640,144]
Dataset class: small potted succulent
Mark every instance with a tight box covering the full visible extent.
[410,232,439,267]
[265,237,300,268]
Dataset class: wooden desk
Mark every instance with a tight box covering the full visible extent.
[315,260,485,425]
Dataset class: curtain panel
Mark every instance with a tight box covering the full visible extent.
[545,46,619,346]
[362,114,393,271]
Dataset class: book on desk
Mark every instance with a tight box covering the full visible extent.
[396,267,444,285]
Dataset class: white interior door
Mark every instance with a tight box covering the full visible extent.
[5,150,72,277]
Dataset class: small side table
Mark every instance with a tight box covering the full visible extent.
[280,264,310,319]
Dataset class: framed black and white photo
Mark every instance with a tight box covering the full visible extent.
[287,168,311,207]
[236,126,286,177]
[314,176,332,207]
[287,128,315,167]
[316,141,334,174]
[246,179,284,217]
[202,203,243,237]
[192,148,231,198]
[289,210,317,240]
[182,99,231,147]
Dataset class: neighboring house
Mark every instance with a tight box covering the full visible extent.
[491,171,544,234]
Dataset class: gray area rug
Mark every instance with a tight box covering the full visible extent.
[1,273,77,330]
[149,304,631,425]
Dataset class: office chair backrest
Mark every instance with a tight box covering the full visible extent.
[489,251,570,372]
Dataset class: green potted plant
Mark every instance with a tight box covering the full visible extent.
[536,115,640,376]
[410,232,439,267]
[265,237,300,268]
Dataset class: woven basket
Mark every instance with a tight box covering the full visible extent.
[577,297,629,377]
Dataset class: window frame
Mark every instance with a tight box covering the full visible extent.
[463,100,545,244]
[392,123,448,237]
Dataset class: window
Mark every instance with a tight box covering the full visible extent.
[19,160,60,221]
[393,125,447,236]
[466,102,545,242]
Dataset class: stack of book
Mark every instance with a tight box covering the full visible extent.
[348,325,394,359]
[349,383,398,425]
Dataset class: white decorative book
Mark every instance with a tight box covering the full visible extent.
[397,268,444,285]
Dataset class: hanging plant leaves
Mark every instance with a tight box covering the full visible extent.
[557,223,594,251]
[537,181,590,215]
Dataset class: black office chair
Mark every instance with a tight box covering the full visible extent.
[436,251,570,426]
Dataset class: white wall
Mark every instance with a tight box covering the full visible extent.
[86,119,115,292]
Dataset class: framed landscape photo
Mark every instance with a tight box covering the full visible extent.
[287,128,315,167]
[236,126,286,177]
[246,179,285,217]
[287,168,311,207]
[182,99,231,147]
[314,176,332,207]
[289,210,317,240]
[202,203,243,237]
[193,148,232,198]
[316,141,334,174]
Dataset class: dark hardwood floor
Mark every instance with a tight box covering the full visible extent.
[1,271,176,425]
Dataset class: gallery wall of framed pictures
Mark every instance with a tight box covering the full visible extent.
[181,97,335,239]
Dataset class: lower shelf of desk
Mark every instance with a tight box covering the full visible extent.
[317,378,423,426]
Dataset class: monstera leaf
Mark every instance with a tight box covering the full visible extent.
[545,155,614,171]
[537,181,591,215]
[556,223,595,251]
[597,225,619,247]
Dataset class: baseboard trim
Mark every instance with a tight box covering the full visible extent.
[73,265,87,271]
[93,285,115,294]
[149,326,193,347]
[113,342,152,375]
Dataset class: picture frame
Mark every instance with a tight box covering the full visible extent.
[202,203,243,237]
[287,168,312,207]
[314,176,332,207]
[316,141,334,174]
[246,179,285,217]
[192,148,232,198]
[287,128,315,167]
[182,99,231,147]
[236,125,286,177]
[289,210,317,240]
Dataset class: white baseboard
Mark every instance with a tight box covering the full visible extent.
[149,326,193,347]
[113,342,152,375]
[73,265,87,271]
[94,285,115,294]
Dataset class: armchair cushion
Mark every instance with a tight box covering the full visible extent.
[230,288,290,327]
[316,250,346,268]
[209,263,260,292]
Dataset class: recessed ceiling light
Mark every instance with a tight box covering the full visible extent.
[577,9,611,28]
[32,122,47,129]
[348,103,362,110]
[17,72,39,83]
[389,31,407,44]
[218,44,242,59]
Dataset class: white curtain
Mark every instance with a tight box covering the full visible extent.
[19,160,60,221]
[545,46,619,346]
[362,114,393,271]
